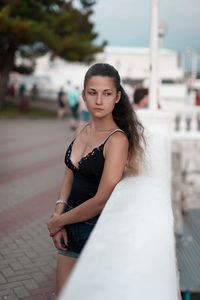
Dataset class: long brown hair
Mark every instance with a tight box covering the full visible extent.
[84,63,146,175]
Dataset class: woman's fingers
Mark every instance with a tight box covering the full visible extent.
[52,230,68,250]
[49,226,62,237]
[62,229,68,246]
[54,238,66,250]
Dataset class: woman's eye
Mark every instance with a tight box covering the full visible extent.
[104,92,111,96]
[89,91,96,95]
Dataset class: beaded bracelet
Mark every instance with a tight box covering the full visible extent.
[56,199,67,205]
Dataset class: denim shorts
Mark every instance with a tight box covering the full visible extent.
[58,204,99,259]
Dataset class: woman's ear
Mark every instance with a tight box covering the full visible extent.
[115,91,121,103]
[82,90,86,101]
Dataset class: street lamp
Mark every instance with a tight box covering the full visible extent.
[149,0,159,110]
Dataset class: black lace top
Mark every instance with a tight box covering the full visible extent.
[64,128,124,208]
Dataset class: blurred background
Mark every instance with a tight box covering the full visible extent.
[0,1,200,299]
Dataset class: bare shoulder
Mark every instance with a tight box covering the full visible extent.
[105,130,129,154]
[108,130,128,145]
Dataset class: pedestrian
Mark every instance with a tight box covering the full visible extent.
[132,87,149,109]
[68,85,80,130]
[47,63,145,296]
[30,83,39,101]
[78,94,90,125]
[195,90,200,106]
[57,87,66,119]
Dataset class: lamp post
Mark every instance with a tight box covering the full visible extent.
[191,52,198,85]
[149,0,159,110]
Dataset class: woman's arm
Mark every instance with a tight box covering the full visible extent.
[48,132,128,234]
[54,167,74,215]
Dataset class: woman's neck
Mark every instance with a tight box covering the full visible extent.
[89,116,117,133]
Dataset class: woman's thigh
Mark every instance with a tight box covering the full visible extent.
[56,254,77,296]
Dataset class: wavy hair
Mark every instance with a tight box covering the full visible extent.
[84,63,146,175]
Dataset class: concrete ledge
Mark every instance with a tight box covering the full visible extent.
[59,176,178,300]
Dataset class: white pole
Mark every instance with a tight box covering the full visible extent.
[191,52,197,84]
[149,0,159,110]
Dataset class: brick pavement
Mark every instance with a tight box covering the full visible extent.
[0,119,73,300]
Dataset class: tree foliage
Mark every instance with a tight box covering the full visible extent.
[0,0,105,104]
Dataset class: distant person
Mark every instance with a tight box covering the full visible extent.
[57,87,66,119]
[133,87,149,110]
[30,84,39,101]
[195,90,200,106]
[18,82,26,97]
[68,86,80,130]
[78,95,90,125]
[19,82,29,113]
[196,90,200,130]
[8,82,17,98]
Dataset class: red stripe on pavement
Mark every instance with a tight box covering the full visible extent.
[0,186,59,238]
[0,137,65,159]
[0,153,64,185]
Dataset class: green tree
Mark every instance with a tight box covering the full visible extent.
[0,0,104,107]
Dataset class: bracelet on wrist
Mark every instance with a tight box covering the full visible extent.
[56,199,67,205]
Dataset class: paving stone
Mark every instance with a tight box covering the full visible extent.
[0,289,13,297]
[0,274,6,284]
[39,265,54,276]
[1,269,15,278]
[22,279,39,291]
[0,249,11,256]
[17,256,32,265]
[0,263,9,270]
[8,262,23,271]
[24,262,47,270]
[2,294,18,300]
[0,282,22,290]
[6,243,18,251]
[25,295,46,300]
[14,286,30,298]
[7,275,31,283]
[13,239,25,247]
[31,272,47,283]
[14,268,40,277]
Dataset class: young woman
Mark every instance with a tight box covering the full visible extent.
[47,63,145,296]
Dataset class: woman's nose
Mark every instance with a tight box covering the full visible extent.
[96,94,103,105]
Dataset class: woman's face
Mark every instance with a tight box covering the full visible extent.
[82,76,121,118]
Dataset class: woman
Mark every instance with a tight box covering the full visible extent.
[47,63,145,296]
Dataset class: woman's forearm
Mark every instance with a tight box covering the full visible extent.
[54,168,73,215]
[58,183,115,226]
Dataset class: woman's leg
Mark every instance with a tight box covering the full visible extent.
[56,254,77,297]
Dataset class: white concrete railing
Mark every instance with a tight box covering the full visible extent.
[59,111,179,300]
[167,107,200,133]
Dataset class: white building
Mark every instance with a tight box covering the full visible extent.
[32,46,183,89]
[16,46,186,104]
[96,46,183,82]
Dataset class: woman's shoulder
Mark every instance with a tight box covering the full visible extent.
[105,129,128,150]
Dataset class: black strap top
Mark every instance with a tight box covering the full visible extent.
[64,125,125,207]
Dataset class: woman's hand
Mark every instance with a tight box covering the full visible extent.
[47,213,63,236]
[52,228,68,251]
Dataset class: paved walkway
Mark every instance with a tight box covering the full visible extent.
[0,119,73,300]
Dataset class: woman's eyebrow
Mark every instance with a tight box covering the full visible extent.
[88,88,113,91]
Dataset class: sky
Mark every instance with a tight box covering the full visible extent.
[93,0,200,55]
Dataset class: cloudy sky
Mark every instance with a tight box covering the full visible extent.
[93,0,200,54]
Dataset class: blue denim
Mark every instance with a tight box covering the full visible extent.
[58,204,99,258]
